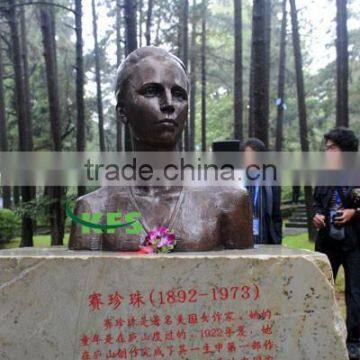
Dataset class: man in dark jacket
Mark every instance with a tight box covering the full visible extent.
[241,138,283,245]
[313,127,360,359]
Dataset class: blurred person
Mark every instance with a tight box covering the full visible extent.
[313,127,360,359]
[240,138,282,245]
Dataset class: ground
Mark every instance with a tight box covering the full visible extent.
[0,231,346,318]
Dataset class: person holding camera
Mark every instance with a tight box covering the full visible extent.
[313,127,360,359]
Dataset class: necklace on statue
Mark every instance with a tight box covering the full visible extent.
[127,186,184,253]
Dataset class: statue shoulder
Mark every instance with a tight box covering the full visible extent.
[207,186,253,249]
[184,186,250,209]
[218,186,250,211]
[68,187,134,251]
[74,186,129,212]
[68,187,125,250]
[206,185,249,202]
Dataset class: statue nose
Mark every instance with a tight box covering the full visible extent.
[160,90,175,114]
[160,103,175,114]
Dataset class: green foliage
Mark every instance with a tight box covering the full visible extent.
[14,195,54,222]
[281,186,293,203]
[195,88,234,148]
[14,192,77,228]
[0,209,21,243]
[2,0,358,153]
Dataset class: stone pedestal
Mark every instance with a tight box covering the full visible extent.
[0,246,347,360]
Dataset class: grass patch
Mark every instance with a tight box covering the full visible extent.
[283,232,314,251]
[0,233,69,249]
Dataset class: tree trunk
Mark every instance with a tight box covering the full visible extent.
[189,0,197,151]
[250,0,269,147]
[138,0,143,47]
[289,0,315,241]
[145,0,153,46]
[263,0,271,144]
[154,14,161,45]
[13,186,20,206]
[182,0,189,150]
[124,0,137,151]
[275,0,287,151]
[7,0,34,246]
[0,37,11,209]
[248,35,254,137]
[20,2,37,229]
[39,4,65,246]
[181,0,189,70]
[6,3,31,149]
[336,0,349,127]
[91,0,105,152]
[75,0,86,196]
[2,187,12,209]
[124,0,138,54]
[289,0,308,152]
[234,0,243,141]
[201,0,206,151]
[177,3,183,61]
[39,6,62,151]
[20,6,33,150]
[116,0,122,151]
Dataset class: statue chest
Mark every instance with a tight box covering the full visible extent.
[102,190,225,251]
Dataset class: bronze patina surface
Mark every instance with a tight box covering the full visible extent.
[69,46,253,251]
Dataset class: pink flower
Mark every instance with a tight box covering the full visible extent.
[143,226,176,253]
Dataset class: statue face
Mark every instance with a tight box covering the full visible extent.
[118,56,188,148]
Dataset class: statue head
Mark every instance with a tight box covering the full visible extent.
[115,46,189,150]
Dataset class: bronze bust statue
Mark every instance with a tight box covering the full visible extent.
[69,46,253,252]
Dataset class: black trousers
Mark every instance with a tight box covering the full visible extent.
[319,241,360,344]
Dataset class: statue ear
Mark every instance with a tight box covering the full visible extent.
[116,104,128,125]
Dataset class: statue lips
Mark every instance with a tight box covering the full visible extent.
[154,119,178,129]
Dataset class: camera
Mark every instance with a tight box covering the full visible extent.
[330,210,343,227]
[329,210,345,240]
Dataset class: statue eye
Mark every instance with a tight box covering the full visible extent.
[172,87,187,101]
[141,84,161,97]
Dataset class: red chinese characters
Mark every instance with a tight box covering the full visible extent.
[80,284,277,359]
